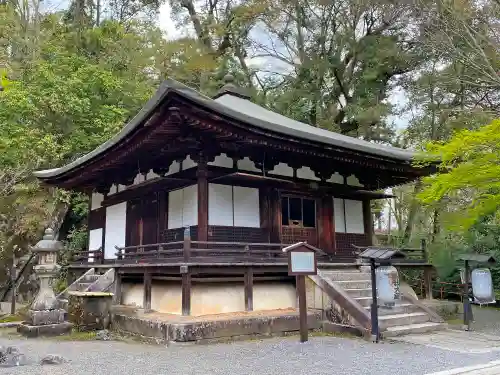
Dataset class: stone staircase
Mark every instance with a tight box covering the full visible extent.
[57,268,115,309]
[318,268,447,338]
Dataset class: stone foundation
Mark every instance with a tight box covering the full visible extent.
[111,308,321,344]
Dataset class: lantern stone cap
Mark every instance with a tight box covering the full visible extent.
[457,253,496,263]
[31,228,63,252]
[282,242,321,253]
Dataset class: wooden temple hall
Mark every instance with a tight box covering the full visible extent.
[34,76,429,316]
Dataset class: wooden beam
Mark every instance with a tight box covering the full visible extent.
[143,268,152,312]
[244,268,254,312]
[197,158,209,242]
[181,270,191,316]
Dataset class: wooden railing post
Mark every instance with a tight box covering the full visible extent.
[183,227,191,262]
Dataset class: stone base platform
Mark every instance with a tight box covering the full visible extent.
[111,306,321,345]
[17,322,73,338]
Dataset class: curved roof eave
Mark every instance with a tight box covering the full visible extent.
[34,79,417,181]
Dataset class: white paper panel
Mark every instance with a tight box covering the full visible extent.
[168,188,184,229]
[209,184,233,226]
[233,186,260,227]
[182,185,198,226]
[333,198,346,233]
[345,199,364,234]
[104,202,127,259]
[88,228,103,263]
[91,193,103,210]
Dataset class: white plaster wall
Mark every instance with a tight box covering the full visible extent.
[91,193,104,210]
[207,184,260,227]
[233,186,260,227]
[346,175,363,187]
[333,198,346,233]
[182,155,197,170]
[104,202,127,259]
[167,185,198,229]
[208,184,233,226]
[165,160,181,176]
[333,198,365,234]
[344,199,364,234]
[327,172,344,184]
[269,163,294,177]
[297,166,320,181]
[121,281,296,316]
[209,153,233,168]
[146,170,160,180]
[237,157,260,172]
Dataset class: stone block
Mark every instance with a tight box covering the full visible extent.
[27,309,65,326]
[68,292,113,331]
[17,322,73,338]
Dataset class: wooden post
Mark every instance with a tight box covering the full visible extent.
[113,270,122,305]
[183,227,191,262]
[10,256,16,315]
[269,188,281,243]
[181,267,191,316]
[197,156,209,243]
[423,268,433,300]
[296,275,308,343]
[244,268,254,311]
[319,196,334,253]
[143,268,152,313]
[363,200,374,246]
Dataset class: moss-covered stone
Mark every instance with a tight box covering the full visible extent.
[67,292,112,331]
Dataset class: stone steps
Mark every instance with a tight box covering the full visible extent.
[320,268,446,338]
[379,312,430,327]
[383,322,448,337]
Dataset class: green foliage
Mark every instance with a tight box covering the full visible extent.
[418,119,500,231]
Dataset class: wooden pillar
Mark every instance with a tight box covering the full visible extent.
[269,188,281,243]
[113,270,122,305]
[318,195,334,253]
[143,268,152,312]
[363,200,374,246]
[244,268,254,311]
[181,267,191,316]
[259,188,270,241]
[423,268,433,300]
[197,156,209,242]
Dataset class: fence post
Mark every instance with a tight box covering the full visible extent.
[183,227,191,262]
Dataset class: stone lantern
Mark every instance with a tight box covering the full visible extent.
[18,228,73,337]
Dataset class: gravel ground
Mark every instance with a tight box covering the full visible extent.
[1,334,499,375]
[471,305,500,335]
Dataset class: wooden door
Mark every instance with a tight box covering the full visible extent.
[280,195,318,246]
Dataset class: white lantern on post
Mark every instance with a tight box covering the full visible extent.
[376,266,400,307]
[471,268,494,303]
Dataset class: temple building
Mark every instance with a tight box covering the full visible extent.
[34,75,430,317]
